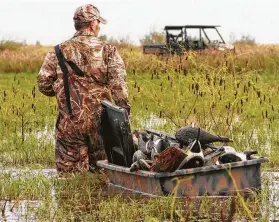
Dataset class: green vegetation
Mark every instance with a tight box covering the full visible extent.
[0,171,277,221]
[0,55,278,168]
[0,41,279,220]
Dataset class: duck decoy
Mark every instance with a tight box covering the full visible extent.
[175,126,233,148]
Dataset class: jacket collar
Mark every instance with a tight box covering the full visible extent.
[73,30,97,38]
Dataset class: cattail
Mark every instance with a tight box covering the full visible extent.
[266,110,268,118]
[264,95,266,101]
[257,91,261,98]
[195,83,199,91]
[272,105,274,111]
[134,82,137,88]
[183,68,187,76]
[132,69,135,75]
[159,111,162,118]
[137,87,140,93]
[32,88,36,98]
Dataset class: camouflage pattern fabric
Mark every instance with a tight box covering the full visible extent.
[73,4,107,24]
[38,30,130,172]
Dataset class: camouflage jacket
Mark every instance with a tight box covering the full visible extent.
[38,30,130,136]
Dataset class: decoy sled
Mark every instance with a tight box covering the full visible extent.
[97,101,269,197]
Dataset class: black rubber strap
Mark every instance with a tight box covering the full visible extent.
[67,61,84,77]
[54,45,72,116]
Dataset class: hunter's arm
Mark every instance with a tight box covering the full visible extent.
[37,48,57,97]
[107,46,131,114]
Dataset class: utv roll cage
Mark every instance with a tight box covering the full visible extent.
[143,25,226,54]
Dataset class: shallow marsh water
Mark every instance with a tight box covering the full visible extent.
[0,67,278,220]
[0,168,278,221]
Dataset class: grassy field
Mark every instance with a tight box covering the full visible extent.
[0,66,278,168]
[0,41,279,220]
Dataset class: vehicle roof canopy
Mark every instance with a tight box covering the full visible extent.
[165,25,221,30]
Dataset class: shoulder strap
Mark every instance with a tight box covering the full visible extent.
[54,45,72,116]
[67,61,84,77]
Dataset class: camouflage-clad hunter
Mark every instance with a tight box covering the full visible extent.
[38,4,130,172]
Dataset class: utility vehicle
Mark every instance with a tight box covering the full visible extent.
[143,25,234,54]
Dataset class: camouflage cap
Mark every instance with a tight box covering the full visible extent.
[73,4,107,24]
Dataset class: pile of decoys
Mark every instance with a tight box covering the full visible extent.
[130,125,258,173]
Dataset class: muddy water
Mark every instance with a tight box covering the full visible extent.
[0,169,278,221]
[0,169,57,221]
[263,172,279,221]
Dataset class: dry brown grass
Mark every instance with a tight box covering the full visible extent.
[0,40,278,74]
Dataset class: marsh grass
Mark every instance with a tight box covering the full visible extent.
[0,73,56,168]
[0,55,278,168]
[0,42,279,221]
[0,170,277,221]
